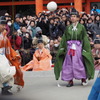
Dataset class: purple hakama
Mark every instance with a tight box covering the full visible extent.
[61,40,86,81]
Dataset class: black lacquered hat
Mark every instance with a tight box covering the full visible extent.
[70,8,79,16]
[70,11,79,15]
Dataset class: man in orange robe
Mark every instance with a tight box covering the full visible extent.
[0,16,24,95]
[22,39,52,71]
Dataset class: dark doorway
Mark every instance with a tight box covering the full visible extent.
[0,6,9,16]
[0,5,36,16]
[16,5,35,16]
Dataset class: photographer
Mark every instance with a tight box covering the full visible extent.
[21,26,32,49]
[52,17,64,39]
[37,15,49,36]
[32,27,49,47]
[49,18,55,39]
[19,26,32,66]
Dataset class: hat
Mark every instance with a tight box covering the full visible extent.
[70,11,79,15]
[15,14,21,18]
[0,16,7,24]
[36,27,42,33]
[37,39,43,44]
[70,8,79,16]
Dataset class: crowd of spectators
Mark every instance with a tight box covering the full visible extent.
[2,7,100,66]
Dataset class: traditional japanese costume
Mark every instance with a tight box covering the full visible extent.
[54,23,94,81]
[0,31,24,87]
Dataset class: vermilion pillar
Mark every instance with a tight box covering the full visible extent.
[35,0,43,15]
[85,0,90,14]
[74,0,82,13]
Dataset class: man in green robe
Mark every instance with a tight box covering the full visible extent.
[54,10,94,87]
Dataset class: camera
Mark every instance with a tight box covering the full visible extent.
[36,33,42,38]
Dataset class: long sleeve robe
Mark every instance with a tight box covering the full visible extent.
[54,23,94,80]
[22,48,52,71]
[0,31,24,87]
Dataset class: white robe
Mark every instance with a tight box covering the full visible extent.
[0,48,16,88]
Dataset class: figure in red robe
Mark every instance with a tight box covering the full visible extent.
[0,16,24,95]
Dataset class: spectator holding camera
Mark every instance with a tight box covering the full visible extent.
[49,18,55,39]
[37,15,49,36]
[32,27,49,47]
[50,17,64,39]
[21,26,32,50]
[19,26,32,65]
